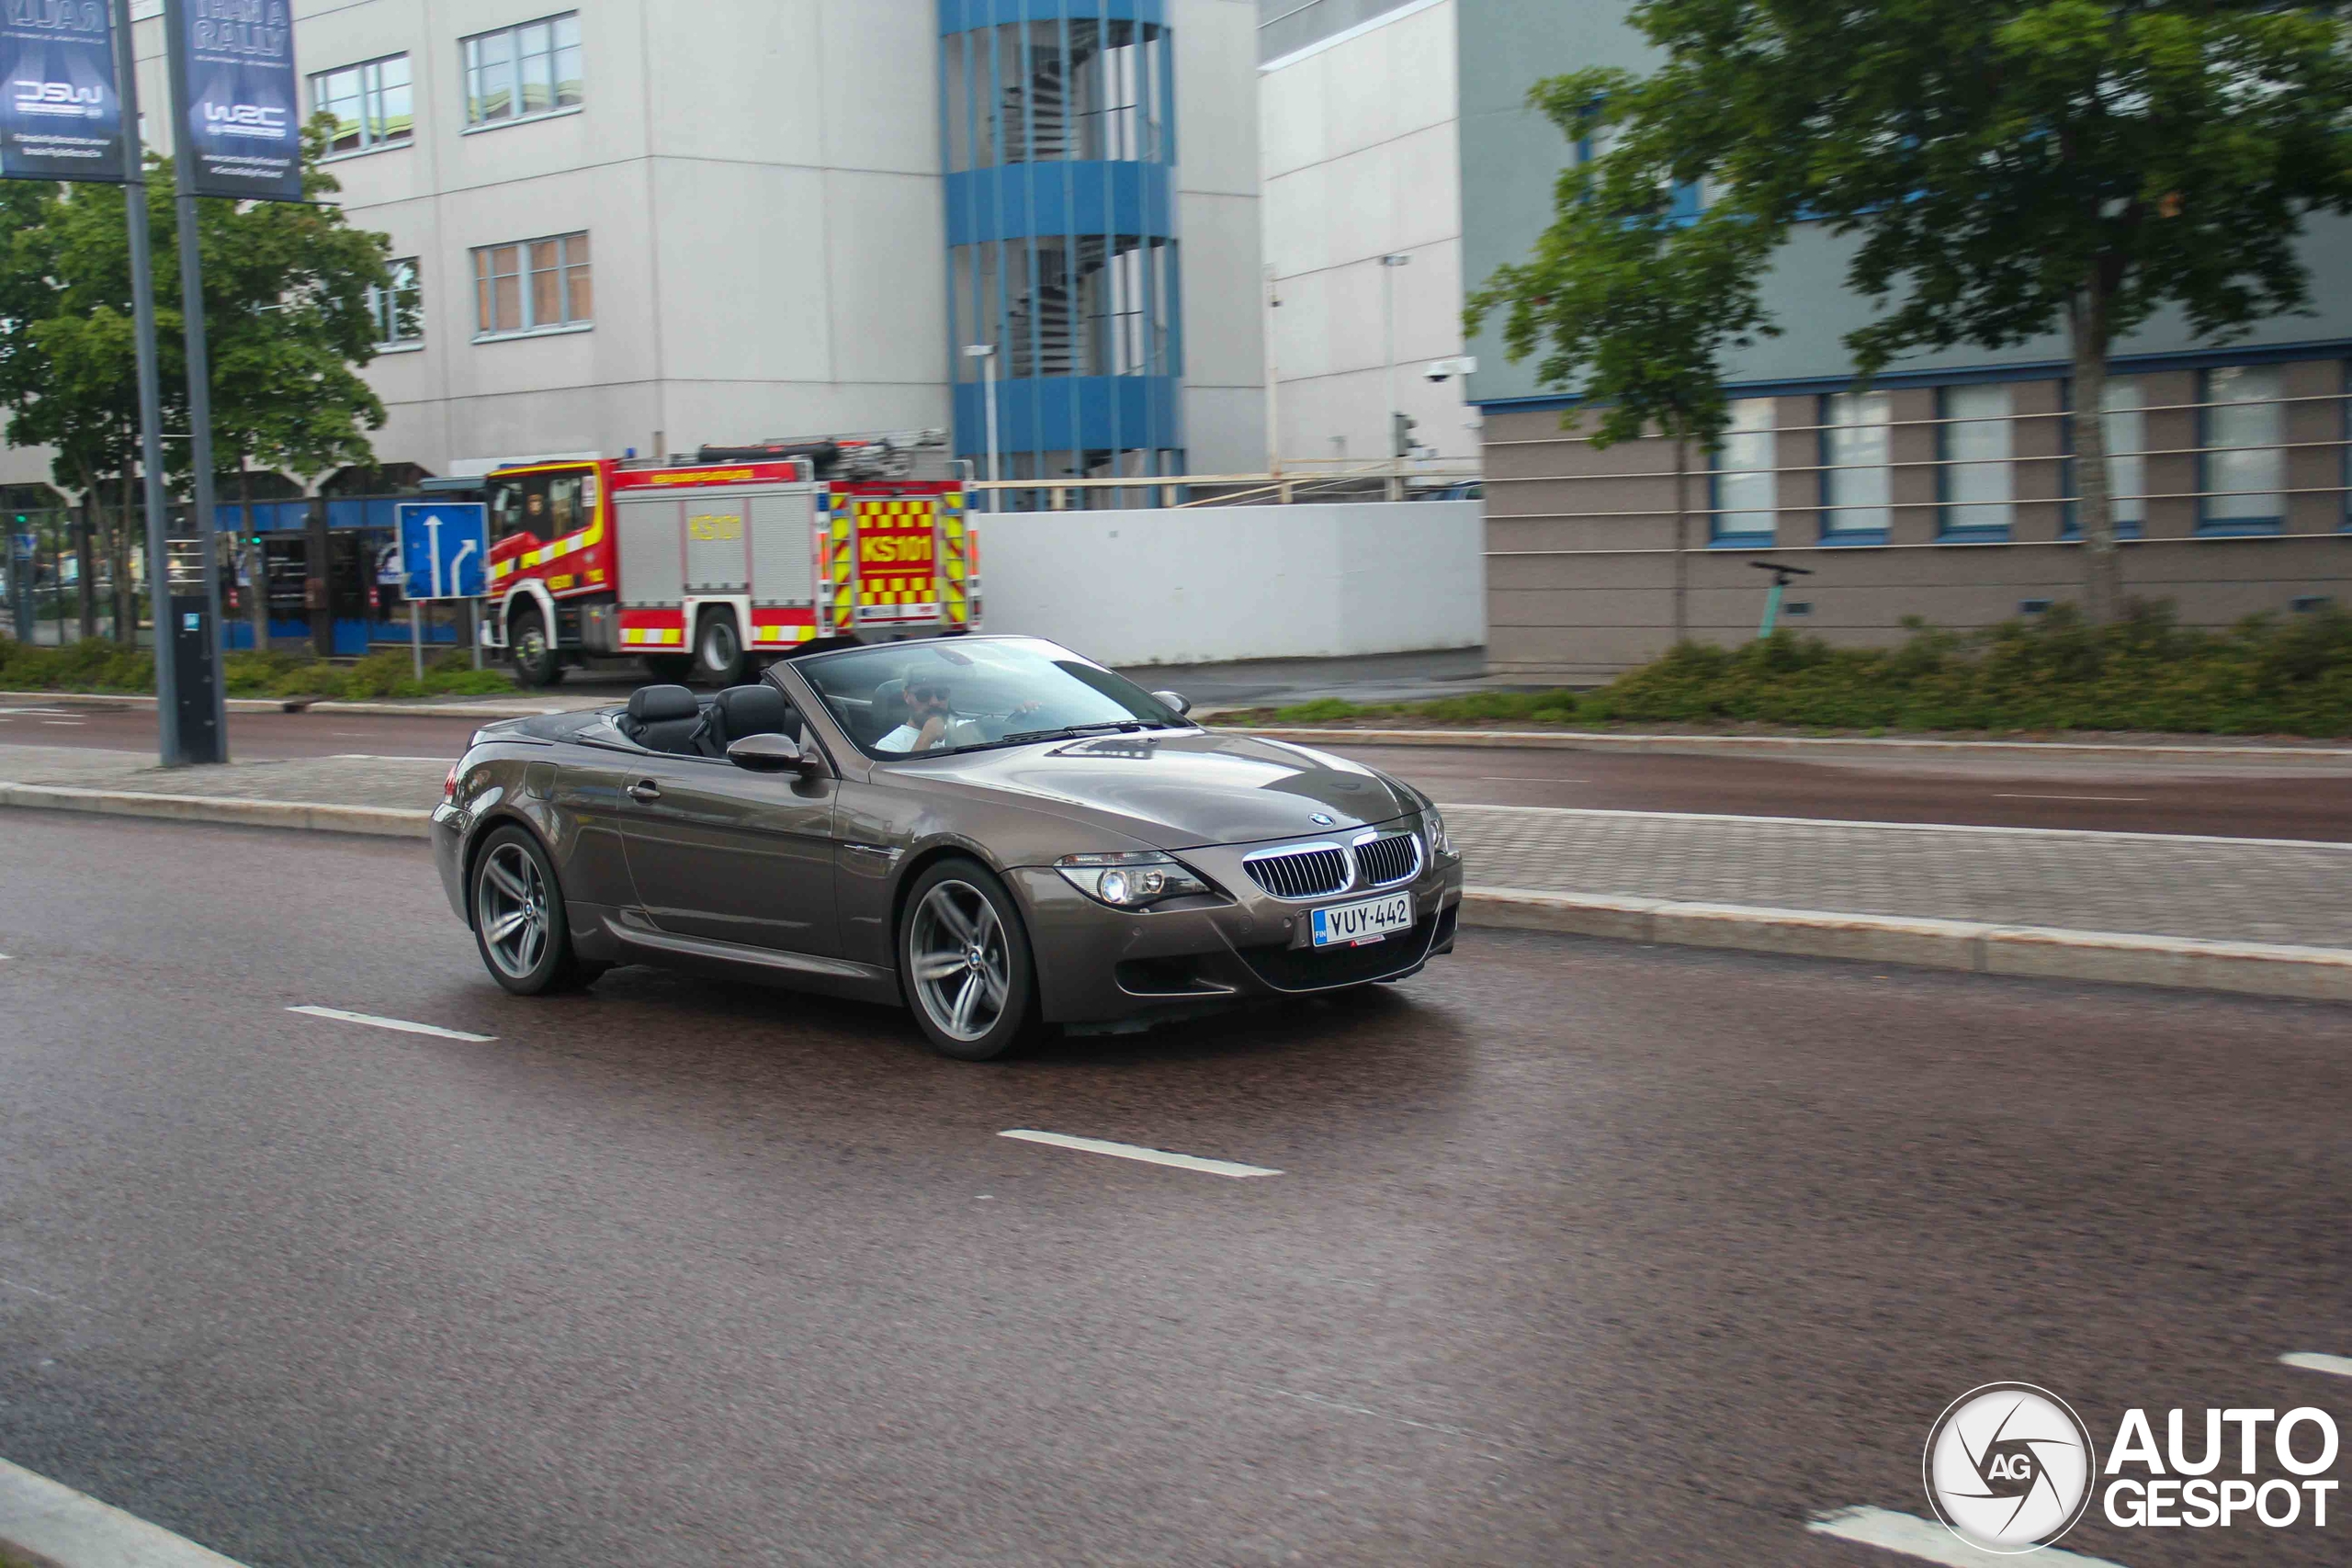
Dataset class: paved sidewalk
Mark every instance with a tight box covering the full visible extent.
[3,746,2346,956]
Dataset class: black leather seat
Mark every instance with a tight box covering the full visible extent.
[707,683,800,750]
[623,684,704,754]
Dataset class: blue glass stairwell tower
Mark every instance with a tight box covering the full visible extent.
[940,1,1183,505]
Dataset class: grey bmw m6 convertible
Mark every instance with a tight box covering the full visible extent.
[433,635,1463,1058]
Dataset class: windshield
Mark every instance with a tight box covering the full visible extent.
[796,637,1187,760]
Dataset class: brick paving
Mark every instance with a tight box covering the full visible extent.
[4,746,2346,949]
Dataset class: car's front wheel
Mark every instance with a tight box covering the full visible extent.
[471,826,605,995]
[899,858,1039,1061]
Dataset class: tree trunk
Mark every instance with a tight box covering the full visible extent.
[1672,434,1690,646]
[2068,279,2122,624]
[112,469,135,645]
[238,459,268,656]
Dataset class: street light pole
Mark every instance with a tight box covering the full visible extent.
[112,0,179,767]
[1379,254,1411,502]
[964,344,1000,512]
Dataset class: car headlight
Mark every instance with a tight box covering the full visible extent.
[1421,804,1452,858]
[1055,852,1216,909]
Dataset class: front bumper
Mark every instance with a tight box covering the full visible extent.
[1012,835,1464,1025]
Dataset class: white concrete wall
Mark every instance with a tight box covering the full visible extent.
[1260,0,1476,468]
[978,500,1483,664]
[1177,0,1271,474]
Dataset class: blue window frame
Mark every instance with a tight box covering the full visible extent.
[1818,391,1892,545]
[1708,398,1775,545]
[2060,377,2146,540]
[2199,366,2286,536]
[1937,384,2012,541]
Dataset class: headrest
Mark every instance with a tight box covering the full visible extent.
[627,684,698,724]
[871,678,907,712]
[714,682,793,735]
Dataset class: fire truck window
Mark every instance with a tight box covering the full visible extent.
[491,475,553,542]
[546,472,586,534]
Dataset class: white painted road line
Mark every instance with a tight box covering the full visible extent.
[2282,1351,2352,1379]
[998,1129,1281,1179]
[0,1452,253,1568]
[1808,1506,2128,1565]
[287,1006,497,1043]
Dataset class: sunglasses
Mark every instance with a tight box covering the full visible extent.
[910,686,951,702]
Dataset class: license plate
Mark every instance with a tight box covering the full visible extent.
[1310,891,1415,948]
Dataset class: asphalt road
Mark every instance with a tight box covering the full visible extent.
[6,703,2350,839]
[1,814,2346,1566]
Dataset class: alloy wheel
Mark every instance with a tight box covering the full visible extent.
[478,840,551,980]
[909,880,1011,1043]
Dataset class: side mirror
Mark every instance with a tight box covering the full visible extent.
[1152,690,1193,717]
[728,732,820,775]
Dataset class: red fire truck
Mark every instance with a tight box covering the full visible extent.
[480,432,978,686]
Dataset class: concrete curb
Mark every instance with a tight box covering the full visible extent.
[1233,726,2352,761]
[0,784,429,840]
[0,1456,250,1568]
[0,691,293,714]
[1459,888,2352,1003]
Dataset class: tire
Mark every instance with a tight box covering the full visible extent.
[644,654,694,683]
[470,825,602,996]
[509,604,564,688]
[898,858,1040,1061]
[693,608,748,686]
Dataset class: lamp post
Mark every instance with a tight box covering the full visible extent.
[964,344,1000,511]
[1379,254,1411,502]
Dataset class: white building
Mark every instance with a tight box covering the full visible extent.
[1258,0,1476,468]
[2,1,1267,493]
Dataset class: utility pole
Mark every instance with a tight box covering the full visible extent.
[1379,254,1410,502]
[113,0,181,767]
[159,0,228,762]
[1264,266,1286,503]
[964,344,1000,512]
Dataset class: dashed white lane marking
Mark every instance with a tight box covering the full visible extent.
[287,1005,496,1043]
[1808,1506,2127,1565]
[1995,793,2148,803]
[39,720,82,727]
[998,1129,1280,1179]
[2282,1351,2352,1379]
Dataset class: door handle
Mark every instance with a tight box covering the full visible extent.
[628,780,662,803]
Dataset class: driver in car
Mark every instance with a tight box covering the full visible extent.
[875,679,985,754]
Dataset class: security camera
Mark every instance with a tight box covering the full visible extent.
[1424,355,1479,382]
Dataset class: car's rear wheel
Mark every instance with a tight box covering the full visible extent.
[509,604,564,688]
[899,858,1038,1061]
[471,826,604,995]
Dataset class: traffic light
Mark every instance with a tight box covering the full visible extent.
[1391,412,1419,458]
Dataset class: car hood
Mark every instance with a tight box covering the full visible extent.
[918,729,1417,850]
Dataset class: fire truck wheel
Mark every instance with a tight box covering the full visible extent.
[694,609,748,686]
[509,604,565,688]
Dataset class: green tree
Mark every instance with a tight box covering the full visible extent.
[0,120,396,647]
[1472,2,2352,623]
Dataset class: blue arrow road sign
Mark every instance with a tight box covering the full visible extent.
[397,502,490,601]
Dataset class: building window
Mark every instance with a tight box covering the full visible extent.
[2201,365,2285,532]
[2061,378,2145,537]
[368,258,422,348]
[951,235,1176,381]
[472,234,590,338]
[944,19,1167,171]
[1710,399,1775,541]
[1939,384,2013,538]
[1820,390,1892,539]
[311,53,412,154]
[463,13,582,128]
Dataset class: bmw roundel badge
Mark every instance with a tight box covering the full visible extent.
[1310,813,1335,826]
